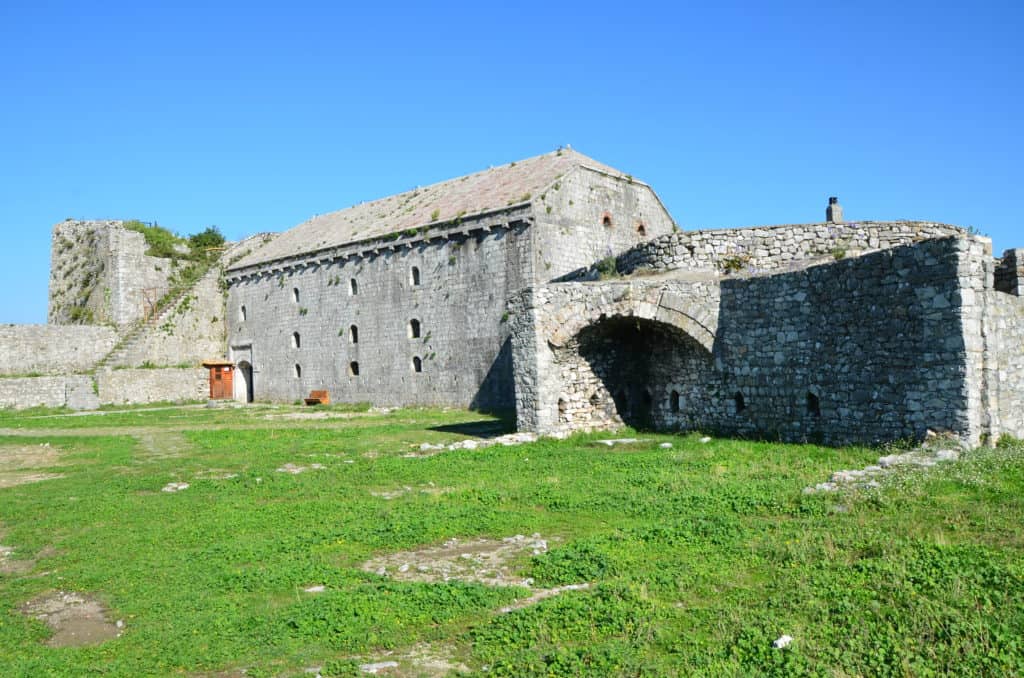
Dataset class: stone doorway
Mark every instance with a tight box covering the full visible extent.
[235,361,254,403]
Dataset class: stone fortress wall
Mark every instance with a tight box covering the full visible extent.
[0,220,250,410]
[0,325,117,376]
[48,220,175,327]
[512,224,1024,446]
[224,160,672,409]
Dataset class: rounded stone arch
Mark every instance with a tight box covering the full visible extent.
[542,289,719,433]
[547,294,716,354]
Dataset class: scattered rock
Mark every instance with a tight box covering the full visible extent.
[303,585,325,593]
[772,634,793,649]
[276,463,325,474]
[659,442,673,449]
[594,438,641,447]
[362,533,550,587]
[498,583,591,613]
[20,591,121,647]
[161,482,189,493]
[699,436,712,443]
[359,661,398,674]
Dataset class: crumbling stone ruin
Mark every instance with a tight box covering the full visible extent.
[4,149,1022,446]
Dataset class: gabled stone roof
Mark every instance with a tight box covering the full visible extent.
[230,149,628,269]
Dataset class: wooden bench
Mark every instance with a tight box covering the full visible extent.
[304,390,330,406]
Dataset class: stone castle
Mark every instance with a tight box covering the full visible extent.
[3,148,1022,446]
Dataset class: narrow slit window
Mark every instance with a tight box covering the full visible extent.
[807,391,821,417]
[410,266,421,286]
[291,332,301,349]
[734,391,746,414]
[349,278,358,295]
[670,390,681,413]
[409,318,421,339]
[294,364,302,379]
[349,361,360,376]
[292,288,300,303]
[239,305,247,322]
[412,356,423,373]
[350,325,358,343]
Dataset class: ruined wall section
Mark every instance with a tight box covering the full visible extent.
[48,220,174,327]
[995,248,1024,296]
[713,236,979,445]
[226,212,533,409]
[987,288,1024,440]
[579,221,967,279]
[0,325,117,375]
[516,237,984,446]
[531,167,675,281]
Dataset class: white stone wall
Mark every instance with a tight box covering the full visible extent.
[96,367,207,406]
[227,219,533,409]
[48,220,174,327]
[532,167,675,278]
[0,325,117,375]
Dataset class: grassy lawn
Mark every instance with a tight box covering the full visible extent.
[0,404,1022,676]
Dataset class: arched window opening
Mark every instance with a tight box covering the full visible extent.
[670,390,681,413]
[412,356,423,373]
[807,391,821,417]
[291,332,301,349]
[349,325,358,343]
[734,391,746,414]
[292,288,300,303]
[410,266,421,286]
[409,318,421,339]
[349,361,360,376]
[349,278,358,295]
[294,364,302,379]
[602,212,613,228]
[637,222,647,236]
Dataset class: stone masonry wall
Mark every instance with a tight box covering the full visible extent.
[96,367,207,406]
[712,236,978,445]
[116,266,227,368]
[0,325,117,375]
[571,220,966,279]
[532,167,675,279]
[515,236,984,446]
[989,292,1024,439]
[995,249,1023,296]
[0,375,98,410]
[49,220,174,327]
[227,216,534,409]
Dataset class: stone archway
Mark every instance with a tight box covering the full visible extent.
[553,315,716,431]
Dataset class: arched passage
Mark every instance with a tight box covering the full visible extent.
[235,360,254,403]
[554,316,716,431]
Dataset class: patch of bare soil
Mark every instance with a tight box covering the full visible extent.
[0,443,66,489]
[369,483,451,500]
[21,591,122,647]
[276,462,325,474]
[350,642,470,676]
[264,411,369,421]
[362,534,549,587]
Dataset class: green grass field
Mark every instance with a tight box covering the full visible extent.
[0,404,1021,676]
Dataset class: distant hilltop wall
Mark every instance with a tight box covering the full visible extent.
[48,220,175,328]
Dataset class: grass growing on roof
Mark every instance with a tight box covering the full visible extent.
[0,405,1020,676]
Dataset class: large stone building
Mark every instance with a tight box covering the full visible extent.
[223,149,674,410]
[4,148,1022,447]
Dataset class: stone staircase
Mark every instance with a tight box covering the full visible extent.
[94,264,218,370]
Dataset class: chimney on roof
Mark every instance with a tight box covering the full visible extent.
[826,196,843,224]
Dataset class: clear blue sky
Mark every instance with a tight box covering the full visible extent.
[2,1,1021,323]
